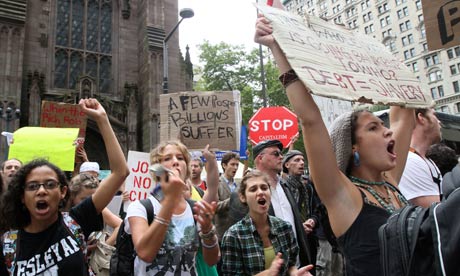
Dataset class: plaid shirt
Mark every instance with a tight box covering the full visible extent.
[221,214,299,276]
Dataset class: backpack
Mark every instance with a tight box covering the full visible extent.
[109,199,153,276]
[378,204,431,276]
[2,212,86,274]
[109,198,196,276]
[379,166,460,276]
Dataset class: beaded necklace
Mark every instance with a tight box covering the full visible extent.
[348,175,409,214]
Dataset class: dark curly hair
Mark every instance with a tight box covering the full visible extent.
[0,159,69,232]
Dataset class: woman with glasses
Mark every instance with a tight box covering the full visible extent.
[221,170,314,276]
[0,98,129,275]
[125,141,220,275]
[255,12,414,276]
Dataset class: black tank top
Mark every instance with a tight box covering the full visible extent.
[337,192,390,276]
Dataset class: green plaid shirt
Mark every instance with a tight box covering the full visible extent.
[221,214,299,276]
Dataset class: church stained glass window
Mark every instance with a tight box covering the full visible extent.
[54,0,112,93]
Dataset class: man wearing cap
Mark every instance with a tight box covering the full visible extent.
[80,161,100,178]
[283,151,344,276]
[253,140,315,270]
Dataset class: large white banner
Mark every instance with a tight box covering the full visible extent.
[256,4,433,108]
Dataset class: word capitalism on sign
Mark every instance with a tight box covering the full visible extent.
[257,4,432,108]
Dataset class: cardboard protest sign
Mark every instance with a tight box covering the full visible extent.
[8,127,79,171]
[422,0,460,51]
[160,91,241,150]
[255,4,433,108]
[125,150,154,209]
[40,101,87,145]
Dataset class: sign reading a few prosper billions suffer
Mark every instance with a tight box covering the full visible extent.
[256,4,433,108]
[160,91,241,150]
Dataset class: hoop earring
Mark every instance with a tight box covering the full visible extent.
[353,151,360,167]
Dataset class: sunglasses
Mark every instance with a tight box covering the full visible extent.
[24,180,60,191]
[262,150,282,157]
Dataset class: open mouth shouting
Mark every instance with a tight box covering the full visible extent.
[35,200,50,215]
[387,140,396,160]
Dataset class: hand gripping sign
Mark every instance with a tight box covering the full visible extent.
[249,106,299,148]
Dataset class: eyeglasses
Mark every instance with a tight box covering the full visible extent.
[24,180,60,191]
[263,150,282,157]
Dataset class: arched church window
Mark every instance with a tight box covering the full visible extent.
[54,0,112,92]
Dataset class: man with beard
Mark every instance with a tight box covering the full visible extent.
[215,152,240,241]
[400,108,443,207]
[1,158,22,194]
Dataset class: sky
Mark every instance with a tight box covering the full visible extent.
[178,0,260,65]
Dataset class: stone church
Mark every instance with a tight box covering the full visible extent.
[0,0,193,167]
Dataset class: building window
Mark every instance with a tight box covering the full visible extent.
[361,0,370,10]
[418,14,424,22]
[428,70,442,82]
[380,16,391,27]
[397,7,409,19]
[447,49,454,59]
[456,102,460,113]
[348,19,357,28]
[378,3,389,14]
[404,48,415,60]
[422,43,428,52]
[395,0,407,5]
[415,0,422,10]
[420,25,426,38]
[385,40,396,51]
[440,105,449,113]
[382,29,393,37]
[363,12,373,22]
[399,20,412,32]
[425,54,439,67]
[54,0,113,93]
[453,81,460,93]
[401,34,414,46]
[438,86,444,97]
[455,46,460,57]
[365,24,374,34]
[412,62,419,72]
[450,65,458,75]
[431,87,437,99]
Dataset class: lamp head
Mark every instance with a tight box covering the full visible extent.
[179,8,194,19]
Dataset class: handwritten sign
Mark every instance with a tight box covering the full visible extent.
[422,0,460,51]
[160,91,241,150]
[8,127,79,171]
[40,101,87,145]
[256,4,432,108]
[125,150,154,208]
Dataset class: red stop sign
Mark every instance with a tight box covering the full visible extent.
[249,106,298,148]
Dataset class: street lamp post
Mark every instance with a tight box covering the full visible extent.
[0,106,20,160]
[163,8,194,94]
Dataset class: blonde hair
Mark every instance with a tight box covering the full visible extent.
[149,140,191,180]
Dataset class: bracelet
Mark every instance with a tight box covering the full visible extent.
[278,69,299,89]
[199,225,216,240]
[154,216,170,227]
[201,236,218,249]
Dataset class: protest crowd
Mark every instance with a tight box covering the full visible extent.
[1,3,460,276]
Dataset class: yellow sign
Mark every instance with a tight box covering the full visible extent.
[8,127,79,171]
